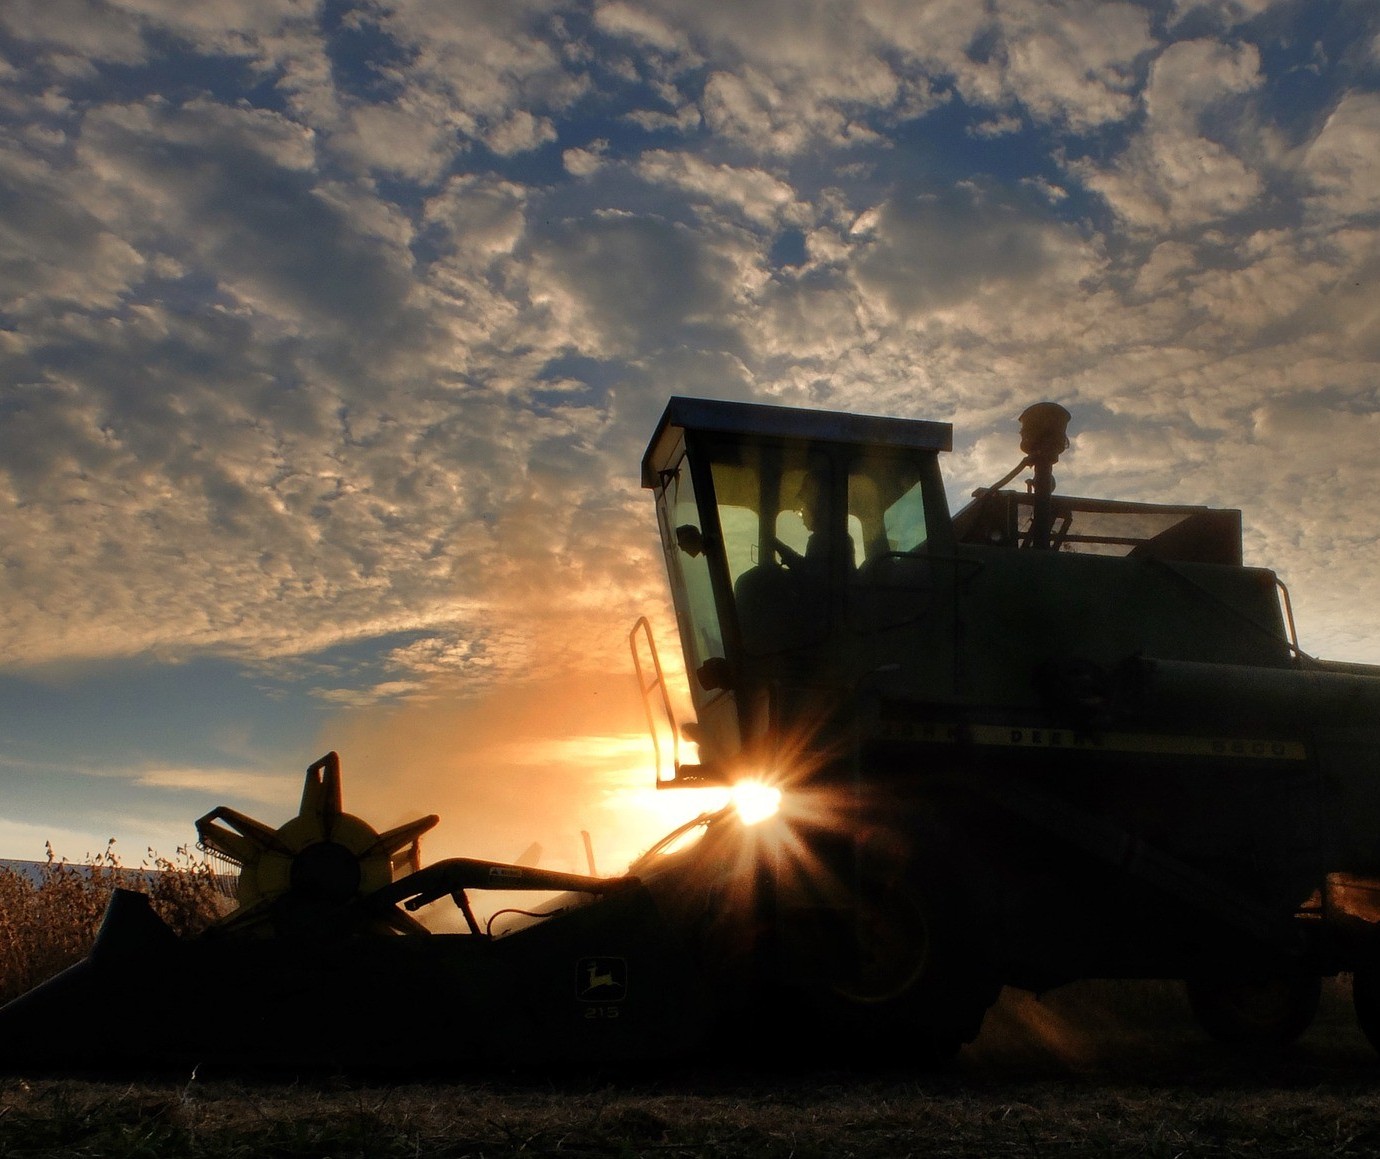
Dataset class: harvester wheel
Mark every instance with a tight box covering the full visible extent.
[819,874,995,1067]
[1351,965,1380,1055]
[1185,974,1320,1049]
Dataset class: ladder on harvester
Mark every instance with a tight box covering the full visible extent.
[629,616,680,787]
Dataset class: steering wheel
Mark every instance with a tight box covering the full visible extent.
[773,538,806,570]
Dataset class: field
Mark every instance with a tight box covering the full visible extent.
[0,847,228,1009]
[5,983,1380,1156]
[5,862,1380,1157]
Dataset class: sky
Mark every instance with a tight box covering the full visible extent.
[2,0,1380,872]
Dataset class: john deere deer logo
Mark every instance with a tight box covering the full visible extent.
[577,957,627,1001]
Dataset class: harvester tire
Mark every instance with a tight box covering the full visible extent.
[818,873,995,1067]
[1185,974,1320,1049]
[1351,966,1380,1056]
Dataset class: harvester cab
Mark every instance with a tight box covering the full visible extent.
[636,396,956,790]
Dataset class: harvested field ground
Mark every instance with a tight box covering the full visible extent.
[5,981,1380,1157]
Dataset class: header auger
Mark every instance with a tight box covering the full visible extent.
[8,395,1380,1071]
[195,751,440,937]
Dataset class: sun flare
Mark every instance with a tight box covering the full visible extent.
[729,779,783,825]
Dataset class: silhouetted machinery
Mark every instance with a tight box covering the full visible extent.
[8,396,1380,1069]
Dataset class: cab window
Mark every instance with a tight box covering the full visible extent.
[708,444,832,656]
[659,458,725,678]
[848,453,931,563]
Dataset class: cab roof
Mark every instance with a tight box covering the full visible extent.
[642,396,953,488]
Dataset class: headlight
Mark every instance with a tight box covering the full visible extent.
[729,779,782,825]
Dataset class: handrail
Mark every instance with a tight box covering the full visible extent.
[628,616,679,785]
[1147,556,1314,663]
[1275,575,1302,656]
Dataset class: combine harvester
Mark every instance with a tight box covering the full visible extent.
[7,396,1380,1069]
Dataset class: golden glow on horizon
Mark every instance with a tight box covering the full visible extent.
[331,676,863,937]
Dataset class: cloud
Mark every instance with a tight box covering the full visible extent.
[367,0,587,146]
[2,0,1380,791]
[1079,38,1267,231]
[1170,0,1279,27]
[851,184,1101,321]
[0,748,301,860]
[133,765,301,807]
[978,0,1153,132]
[422,175,530,266]
[627,0,1154,149]
[1300,91,1380,221]
[528,211,743,355]
[563,142,608,176]
[484,109,558,156]
[634,150,800,226]
[0,0,148,66]
[0,145,146,314]
[594,1,951,152]
[594,1,690,55]
[67,97,425,347]
[700,66,889,154]
[333,99,464,181]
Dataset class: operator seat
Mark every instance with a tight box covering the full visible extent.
[733,562,818,656]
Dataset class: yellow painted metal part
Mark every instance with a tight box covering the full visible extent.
[195,751,438,934]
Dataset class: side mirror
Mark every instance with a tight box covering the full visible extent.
[676,524,704,557]
[696,657,734,691]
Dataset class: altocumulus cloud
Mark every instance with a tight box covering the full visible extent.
[2,0,1380,857]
